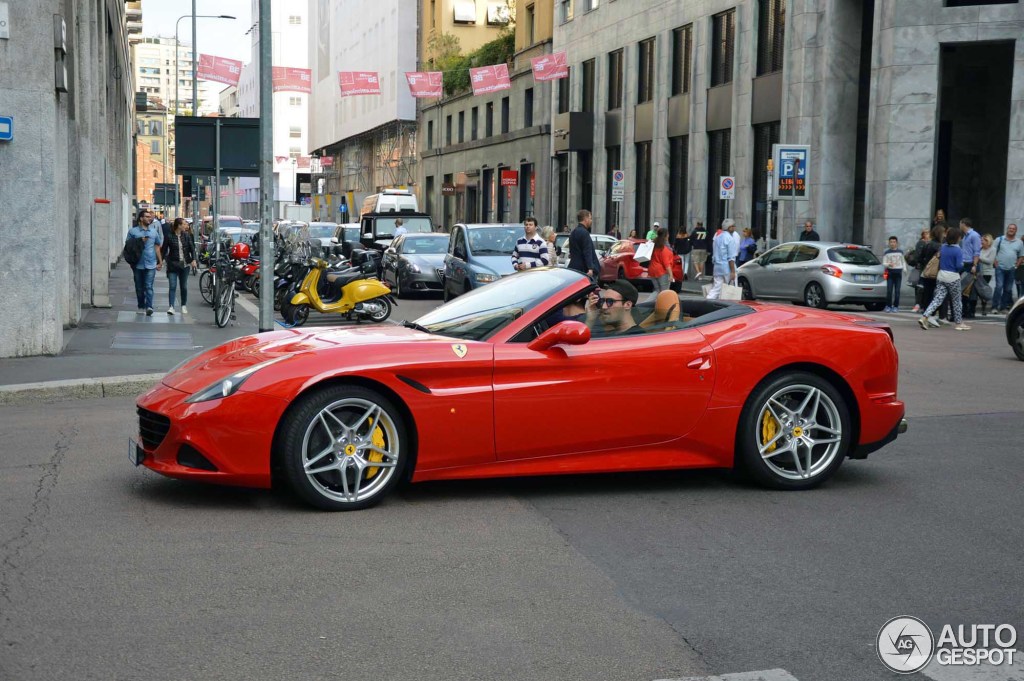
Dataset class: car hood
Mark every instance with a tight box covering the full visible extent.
[469,255,516,276]
[404,254,446,269]
[162,325,439,394]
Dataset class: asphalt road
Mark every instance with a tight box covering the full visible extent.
[1,297,1022,681]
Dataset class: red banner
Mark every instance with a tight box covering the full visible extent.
[530,51,569,82]
[405,71,443,98]
[470,64,511,96]
[320,156,333,167]
[297,156,311,169]
[338,71,381,96]
[197,54,243,87]
[500,169,519,186]
[272,66,312,93]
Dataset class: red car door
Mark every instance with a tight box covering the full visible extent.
[491,329,717,461]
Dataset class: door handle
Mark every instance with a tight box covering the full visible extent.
[687,357,712,371]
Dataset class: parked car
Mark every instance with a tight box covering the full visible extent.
[554,233,618,267]
[599,239,684,291]
[1006,295,1024,361]
[442,223,521,301]
[200,215,244,239]
[737,242,887,311]
[331,223,363,258]
[307,221,339,256]
[381,233,450,297]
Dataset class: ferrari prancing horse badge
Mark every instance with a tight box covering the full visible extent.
[451,344,468,358]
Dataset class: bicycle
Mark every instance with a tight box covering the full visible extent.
[213,253,239,328]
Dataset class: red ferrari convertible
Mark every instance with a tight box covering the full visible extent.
[133,268,906,511]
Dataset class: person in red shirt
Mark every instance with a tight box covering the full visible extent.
[648,228,676,293]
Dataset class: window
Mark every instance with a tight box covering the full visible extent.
[486,102,494,136]
[150,120,163,136]
[454,0,476,23]
[557,68,571,114]
[443,172,454,227]
[151,140,160,154]
[519,162,535,221]
[471,107,479,140]
[289,126,302,138]
[428,120,434,149]
[526,4,536,45]
[446,115,453,145]
[581,60,595,113]
[668,136,689,233]
[501,96,510,133]
[487,2,510,25]
[288,15,302,24]
[757,0,785,76]
[605,145,621,233]
[671,25,693,96]
[153,169,158,178]
[524,88,534,127]
[578,151,593,213]
[426,175,435,217]
[711,10,736,86]
[560,0,573,23]
[635,142,652,230]
[289,96,301,106]
[607,49,623,110]
[637,38,656,104]
[557,156,569,230]
[458,111,465,143]
[706,129,731,232]
[752,121,780,239]
[289,146,301,158]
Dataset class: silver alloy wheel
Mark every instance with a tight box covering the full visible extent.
[805,283,825,308]
[756,383,843,481]
[301,397,401,504]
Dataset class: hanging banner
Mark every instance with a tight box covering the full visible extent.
[500,169,519,186]
[272,66,312,93]
[530,52,569,82]
[470,64,511,96]
[297,156,311,169]
[197,54,243,87]
[405,71,443,98]
[338,71,381,96]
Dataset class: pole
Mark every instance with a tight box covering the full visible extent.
[258,0,274,332]
[766,160,774,250]
[214,119,221,271]
[191,1,199,237]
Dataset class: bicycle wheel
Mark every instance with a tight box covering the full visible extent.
[199,270,215,305]
[214,278,233,328]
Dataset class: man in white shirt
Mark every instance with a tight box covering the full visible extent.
[706,219,737,299]
[393,218,407,237]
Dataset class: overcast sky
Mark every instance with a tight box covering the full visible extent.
[142,0,254,63]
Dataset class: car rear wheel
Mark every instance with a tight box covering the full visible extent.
[736,371,851,490]
[278,386,407,511]
[1010,311,1024,361]
[864,302,886,312]
[804,282,828,309]
[739,277,754,301]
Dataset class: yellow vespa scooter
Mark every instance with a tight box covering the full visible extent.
[283,258,395,326]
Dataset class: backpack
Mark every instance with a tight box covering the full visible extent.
[123,234,143,266]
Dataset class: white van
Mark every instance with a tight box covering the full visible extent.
[360,188,418,217]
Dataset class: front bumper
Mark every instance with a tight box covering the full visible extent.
[134,382,290,488]
[400,270,443,291]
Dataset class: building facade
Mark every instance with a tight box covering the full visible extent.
[417,0,556,229]
[134,101,174,207]
[552,0,1024,251]
[131,36,219,116]
[0,0,134,357]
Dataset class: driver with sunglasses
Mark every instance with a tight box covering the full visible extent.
[584,279,643,336]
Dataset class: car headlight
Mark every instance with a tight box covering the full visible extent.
[185,355,291,403]
[404,262,421,273]
[475,273,498,283]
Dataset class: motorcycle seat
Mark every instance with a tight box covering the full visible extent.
[325,270,363,287]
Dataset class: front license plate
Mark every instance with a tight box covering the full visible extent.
[128,437,144,466]
[854,274,874,283]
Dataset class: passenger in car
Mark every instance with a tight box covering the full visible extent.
[584,280,644,336]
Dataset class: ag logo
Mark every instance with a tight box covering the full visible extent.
[451,344,468,358]
[877,616,934,674]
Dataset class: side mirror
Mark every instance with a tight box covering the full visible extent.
[330,237,338,244]
[527,321,591,353]
[363,232,373,240]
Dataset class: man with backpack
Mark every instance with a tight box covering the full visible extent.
[125,209,164,315]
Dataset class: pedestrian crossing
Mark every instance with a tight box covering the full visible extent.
[654,659,1024,681]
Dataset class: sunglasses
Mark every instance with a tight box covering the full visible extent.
[598,297,625,308]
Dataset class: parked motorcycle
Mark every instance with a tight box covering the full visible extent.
[282,255,394,326]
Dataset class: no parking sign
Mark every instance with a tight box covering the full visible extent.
[720,176,735,200]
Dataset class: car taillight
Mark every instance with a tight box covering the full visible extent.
[883,270,889,280]
[821,264,843,278]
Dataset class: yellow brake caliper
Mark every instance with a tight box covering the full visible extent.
[365,418,385,479]
[761,410,779,453]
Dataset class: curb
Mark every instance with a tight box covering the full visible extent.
[0,373,165,406]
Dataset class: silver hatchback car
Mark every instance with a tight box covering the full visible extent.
[737,241,887,311]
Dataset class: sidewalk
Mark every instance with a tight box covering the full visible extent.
[0,262,262,401]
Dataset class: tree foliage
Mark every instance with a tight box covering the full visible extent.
[426,24,517,98]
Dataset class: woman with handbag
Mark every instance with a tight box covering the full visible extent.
[165,217,198,315]
[648,228,676,294]
[909,227,930,312]
[918,225,943,318]
[919,227,969,331]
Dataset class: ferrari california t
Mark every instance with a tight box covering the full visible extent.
[133,268,906,511]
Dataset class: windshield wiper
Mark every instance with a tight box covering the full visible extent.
[401,320,432,334]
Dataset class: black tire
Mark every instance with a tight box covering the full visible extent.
[252,276,261,299]
[277,385,408,511]
[864,302,885,312]
[274,286,287,312]
[393,275,403,299]
[365,296,392,323]
[804,282,828,309]
[214,281,233,328]
[739,277,754,301]
[1010,310,1024,361]
[735,371,852,490]
[199,270,215,305]
[285,303,309,327]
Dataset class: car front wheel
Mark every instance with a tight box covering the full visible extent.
[739,277,754,301]
[735,371,851,490]
[278,386,407,511]
[1010,311,1024,361]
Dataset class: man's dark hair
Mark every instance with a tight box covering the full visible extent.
[603,279,639,306]
[945,228,962,245]
[137,209,150,222]
[577,209,591,222]
[524,216,537,226]
[888,235,898,241]
[960,217,972,229]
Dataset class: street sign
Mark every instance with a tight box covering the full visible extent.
[0,115,11,141]
[772,144,810,200]
[611,169,625,202]
[720,176,735,200]
[500,169,519,186]
[441,183,456,196]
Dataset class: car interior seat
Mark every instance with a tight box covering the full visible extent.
[640,290,681,329]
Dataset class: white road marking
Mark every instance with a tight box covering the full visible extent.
[656,669,799,681]
[921,658,1024,680]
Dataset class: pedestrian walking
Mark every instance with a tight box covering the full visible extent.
[919,227,969,331]
[917,224,945,320]
[798,221,820,241]
[992,224,1024,313]
[958,218,982,318]
[882,236,907,312]
[165,217,197,315]
[540,225,559,260]
[737,227,756,266]
[978,234,996,315]
[127,209,164,316]
[690,221,708,280]
[706,219,737,300]
[909,227,931,312]
[648,228,675,294]
[673,227,692,279]
[646,222,660,241]
[512,217,551,271]
[567,209,600,277]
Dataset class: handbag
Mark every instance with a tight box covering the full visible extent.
[721,282,743,301]
[634,241,654,265]
[922,254,940,279]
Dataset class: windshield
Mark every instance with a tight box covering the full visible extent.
[415,268,588,341]
[218,217,243,228]
[376,217,432,238]
[828,247,880,266]
[469,226,522,255]
[402,237,448,254]
[308,225,336,238]
[340,227,360,242]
